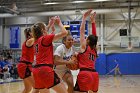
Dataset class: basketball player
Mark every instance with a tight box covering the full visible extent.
[17,18,56,93]
[17,28,39,93]
[74,9,99,93]
[31,16,75,93]
[54,33,76,93]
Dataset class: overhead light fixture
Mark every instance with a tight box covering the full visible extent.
[72,1,86,3]
[44,2,59,5]
[43,0,112,5]
[72,0,112,3]
[95,0,112,2]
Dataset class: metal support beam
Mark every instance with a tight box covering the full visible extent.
[128,1,132,48]
[100,14,104,53]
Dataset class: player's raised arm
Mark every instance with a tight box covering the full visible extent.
[90,12,97,36]
[53,16,68,41]
[80,9,92,51]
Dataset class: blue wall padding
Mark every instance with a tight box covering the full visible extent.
[95,53,107,75]
[127,53,140,74]
[96,53,140,75]
[106,53,129,75]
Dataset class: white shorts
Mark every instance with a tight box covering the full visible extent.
[54,68,71,80]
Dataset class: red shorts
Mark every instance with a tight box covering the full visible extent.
[17,61,32,79]
[74,70,99,92]
[32,65,60,89]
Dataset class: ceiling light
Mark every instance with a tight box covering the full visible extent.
[95,0,112,1]
[72,0,112,3]
[44,2,59,5]
[43,0,112,5]
[72,1,86,3]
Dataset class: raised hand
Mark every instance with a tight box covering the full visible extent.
[83,9,92,19]
[90,12,96,23]
[48,17,55,27]
[55,16,61,25]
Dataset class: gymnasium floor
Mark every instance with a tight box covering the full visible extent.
[0,75,140,93]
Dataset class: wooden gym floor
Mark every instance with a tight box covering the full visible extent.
[0,75,140,93]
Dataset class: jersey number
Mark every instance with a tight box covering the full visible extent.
[89,53,94,61]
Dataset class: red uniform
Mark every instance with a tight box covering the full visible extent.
[92,23,97,36]
[74,46,99,92]
[32,34,60,89]
[17,39,34,79]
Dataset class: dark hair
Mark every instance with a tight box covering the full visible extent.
[24,28,31,39]
[87,35,98,57]
[32,22,46,40]
[87,35,98,50]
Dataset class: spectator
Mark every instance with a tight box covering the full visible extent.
[0,65,3,79]
[3,64,10,80]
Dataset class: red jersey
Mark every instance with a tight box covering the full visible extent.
[92,23,97,36]
[77,46,97,69]
[34,34,55,65]
[20,39,34,63]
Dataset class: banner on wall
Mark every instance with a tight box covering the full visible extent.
[9,26,21,48]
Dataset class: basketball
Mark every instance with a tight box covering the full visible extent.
[66,55,79,70]
[67,63,79,70]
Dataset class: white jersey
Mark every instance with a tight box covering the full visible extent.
[54,44,75,70]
